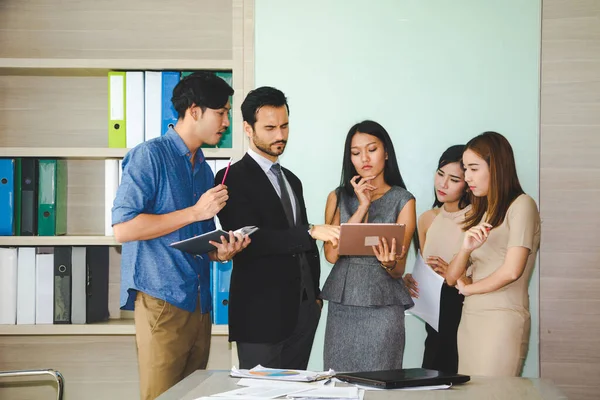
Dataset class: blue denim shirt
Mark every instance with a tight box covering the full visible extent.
[112,128,215,313]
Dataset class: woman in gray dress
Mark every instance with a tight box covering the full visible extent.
[321,120,416,372]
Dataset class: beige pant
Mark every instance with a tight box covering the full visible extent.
[135,292,212,400]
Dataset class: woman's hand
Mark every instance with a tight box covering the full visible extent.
[462,222,492,252]
[350,175,376,207]
[372,237,404,272]
[426,255,449,278]
[403,273,419,298]
[456,277,472,296]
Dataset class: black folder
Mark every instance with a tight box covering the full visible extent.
[170,226,258,255]
[20,158,38,236]
[86,246,110,323]
[335,368,470,389]
[54,246,72,324]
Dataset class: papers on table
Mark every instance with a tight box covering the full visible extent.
[196,369,363,400]
[406,252,445,331]
[351,383,451,391]
[230,365,334,382]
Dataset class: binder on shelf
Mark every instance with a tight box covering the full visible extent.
[54,246,72,324]
[144,71,162,141]
[211,260,232,325]
[55,160,67,236]
[20,158,39,236]
[161,71,180,135]
[35,249,54,324]
[126,71,145,149]
[0,248,18,324]
[108,71,127,148]
[86,246,110,323]
[14,158,21,235]
[0,158,15,236]
[71,247,87,324]
[105,160,120,236]
[16,247,36,325]
[37,160,56,236]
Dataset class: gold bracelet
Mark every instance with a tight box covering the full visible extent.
[380,260,397,272]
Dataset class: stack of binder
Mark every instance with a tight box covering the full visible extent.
[0,158,67,237]
[108,70,233,150]
[0,246,110,325]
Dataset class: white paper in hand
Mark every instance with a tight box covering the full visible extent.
[406,253,444,331]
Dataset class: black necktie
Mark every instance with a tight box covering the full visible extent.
[270,163,295,227]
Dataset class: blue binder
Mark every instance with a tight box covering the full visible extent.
[161,71,180,135]
[0,159,15,235]
[211,260,232,325]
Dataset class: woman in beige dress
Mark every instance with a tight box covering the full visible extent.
[446,131,541,377]
[404,144,471,373]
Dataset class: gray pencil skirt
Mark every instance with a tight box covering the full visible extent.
[323,301,405,373]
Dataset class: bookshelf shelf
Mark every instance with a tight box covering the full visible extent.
[0,147,129,159]
[0,147,235,159]
[0,58,233,74]
[0,320,229,336]
[0,235,120,246]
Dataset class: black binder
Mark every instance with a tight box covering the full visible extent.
[53,246,72,324]
[20,158,38,236]
[86,246,110,323]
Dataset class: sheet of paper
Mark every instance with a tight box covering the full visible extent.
[287,386,359,398]
[406,252,444,331]
[212,386,300,398]
[231,365,334,383]
[352,383,451,391]
[236,379,325,388]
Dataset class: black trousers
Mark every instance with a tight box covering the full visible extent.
[237,298,321,370]
[422,283,464,373]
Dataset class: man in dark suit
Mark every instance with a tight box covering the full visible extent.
[215,86,340,370]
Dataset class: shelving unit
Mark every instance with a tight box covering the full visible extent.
[0,235,120,246]
[0,0,254,398]
[0,321,229,336]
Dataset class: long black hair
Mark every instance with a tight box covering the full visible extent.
[339,120,407,196]
[432,144,470,209]
[333,120,418,253]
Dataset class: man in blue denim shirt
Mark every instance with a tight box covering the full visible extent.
[112,72,250,400]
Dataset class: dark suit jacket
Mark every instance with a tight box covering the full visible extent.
[215,154,320,343]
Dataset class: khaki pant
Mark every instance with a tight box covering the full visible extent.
[135,292,212,400]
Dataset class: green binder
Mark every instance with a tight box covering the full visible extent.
[37,159,56,236]
[55,160,67,236]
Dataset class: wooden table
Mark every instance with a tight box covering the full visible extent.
[157,370,567,400]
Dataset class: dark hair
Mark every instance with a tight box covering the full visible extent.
[432,144,470,209]
[462,131,524,231]
[241,86,289,128]
[333,120,419,253]
[171,71,233,119]
[338,120,407,196]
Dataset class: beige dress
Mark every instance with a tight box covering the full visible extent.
[457,194,541,377]
[421,205,470,372]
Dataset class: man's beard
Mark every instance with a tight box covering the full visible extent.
[252,134,287,157]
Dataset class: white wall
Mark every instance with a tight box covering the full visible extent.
[255,0,541,376]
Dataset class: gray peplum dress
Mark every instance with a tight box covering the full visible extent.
[321,186,415,372]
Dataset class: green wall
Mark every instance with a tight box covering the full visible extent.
[254,0,541,377]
